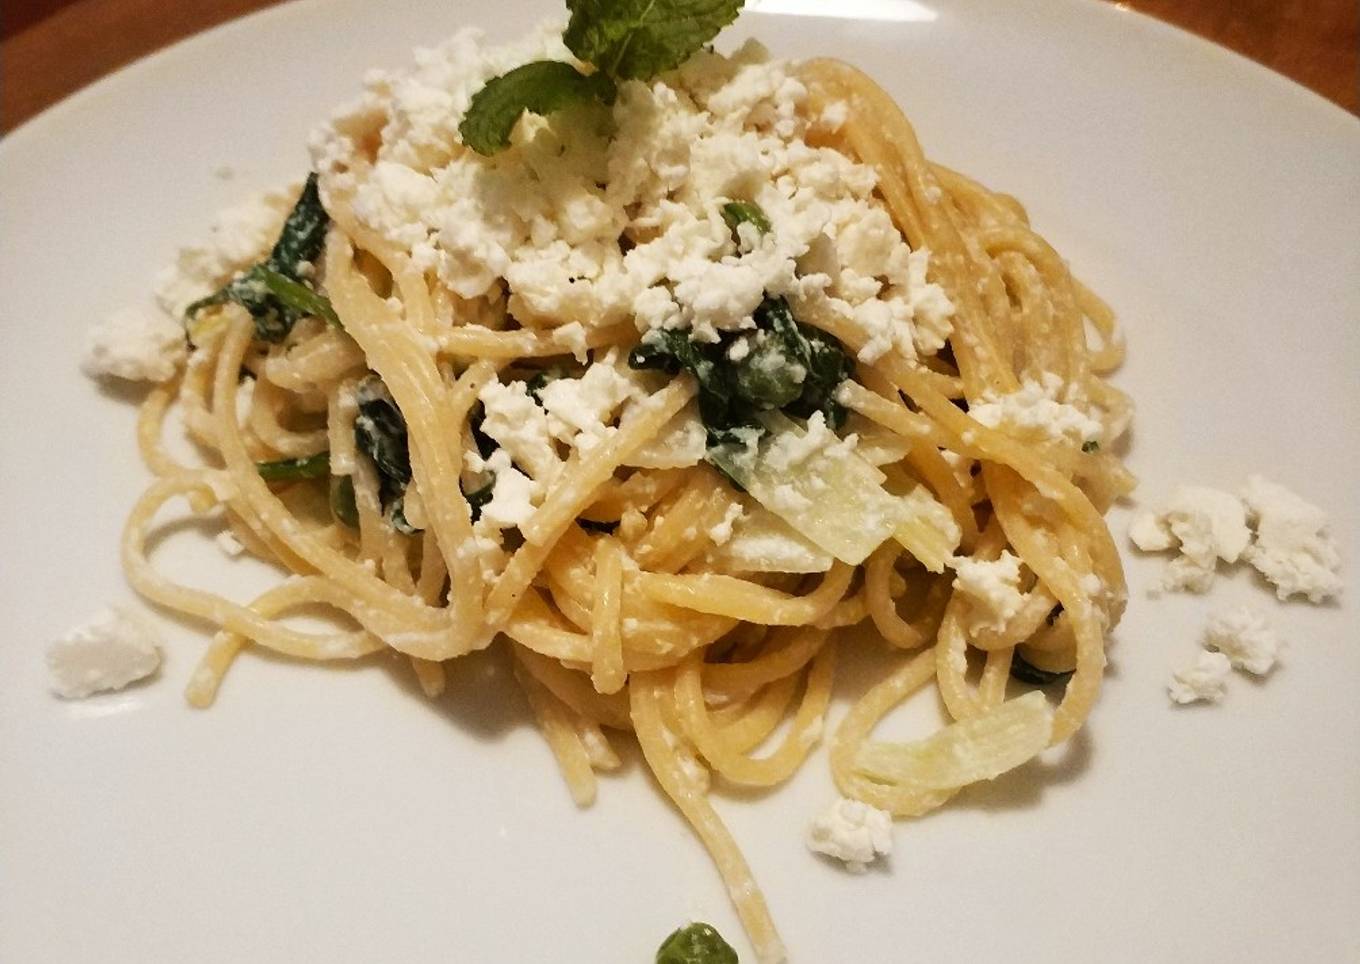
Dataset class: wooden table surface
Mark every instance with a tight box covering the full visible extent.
[2,0,1357,133]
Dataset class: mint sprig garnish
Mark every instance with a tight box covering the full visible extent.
[563,0,744,80]
[460,61,615,155]
[459,0,745,155]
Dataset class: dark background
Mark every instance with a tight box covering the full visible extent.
[2,0,1357,131]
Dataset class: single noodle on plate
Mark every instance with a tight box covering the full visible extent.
[108,7,1134,961]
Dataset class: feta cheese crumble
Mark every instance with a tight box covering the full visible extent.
[47,607,163,699]
[153,191,289,317]
[1128,485,1251,592]
[477,377,561,483]
[475,449,538,531]
[1239,475,1342,603]
[215,530,246,558]
[310,29,952,358]
[1203,607,1282,676]
[1131,476,1341,601]
[81,306,187,383]
[967,372,1102,448]
[1166,650,1231,705]
[806,797,893,872]
[707,502,745,546]
[952,551,1026,634]
[537,355,640,453]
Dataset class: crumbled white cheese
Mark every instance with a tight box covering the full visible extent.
[551,321,591,363]
[47,607,163,699]
[477,449,537,530]
[537,355,639,452]
[1127,511,1176,552]
[952,551,1025,634]
[1128,485,1251,593]
[817,100,848,131]
[968,372,1102,447]
[215,530,246,558]
[1203,607,1282,676]
[153,191,290,317]
[1167,650,1231,705]
[806,797,893,872]
[311,30,949,359]
[762,411,856,474]
[477,377,561,483]
[1239,475,1342,603]
[80,305,187,383]
[904,248,955,354]
[707,503,745,546]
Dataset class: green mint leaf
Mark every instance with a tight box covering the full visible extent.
[565,0,744,81]
[459,60,613,156]
[255,450,331,483]
[655,922,739,964]
[267,173,329,275]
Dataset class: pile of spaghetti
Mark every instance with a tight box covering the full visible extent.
[120,17,1131,963]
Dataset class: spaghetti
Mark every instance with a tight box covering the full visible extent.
[115,30,1132,964]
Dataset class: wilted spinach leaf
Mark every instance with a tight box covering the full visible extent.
[1010,652,1073,687]
[186,173,332,343]
[255,450,331,482]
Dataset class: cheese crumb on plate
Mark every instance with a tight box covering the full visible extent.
[1167,650,1231,705]
[47,607,163,699]
[1203,607,1282,676]
[81,306,187,383]
[806,797,893,873]
[1128,485,1250,593]
[1239,475,1342,603]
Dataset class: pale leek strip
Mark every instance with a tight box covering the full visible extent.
[707,507,835,574]
[711,412,962,570]
[892,486,962,573]
[708,412,899,566]
[854,690,1053,791]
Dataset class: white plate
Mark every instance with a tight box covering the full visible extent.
[2,1,1357,961]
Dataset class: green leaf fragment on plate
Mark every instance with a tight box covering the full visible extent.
[655,921,739,964]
